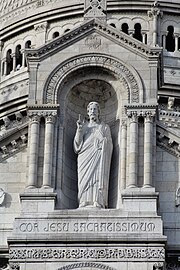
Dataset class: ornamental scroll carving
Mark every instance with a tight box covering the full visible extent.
[44,54,142,104]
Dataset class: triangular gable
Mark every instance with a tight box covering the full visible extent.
[26,18,162,62]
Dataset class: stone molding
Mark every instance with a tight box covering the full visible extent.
[28,105,58,119]
[26,19,161,61]
[44,54,143,104]
[57,263,115,270]
[126,104,157,119]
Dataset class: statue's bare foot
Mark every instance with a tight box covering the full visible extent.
[79,202,87,208]
[93,201,101,208]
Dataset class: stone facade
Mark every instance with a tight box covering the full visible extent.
[0,0,180,269]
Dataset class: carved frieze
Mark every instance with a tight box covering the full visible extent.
[9,247,165,261]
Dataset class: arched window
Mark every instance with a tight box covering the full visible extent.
[52,32,59,39]
[15,45,22,70]
[6,49,13,75]
[25,40,31,49]
[25,40,31,67]
[121,23,129,34]
[64,29,70,33]
[166,26,175,52]
[133,23,142,42]
[110,23,116,28]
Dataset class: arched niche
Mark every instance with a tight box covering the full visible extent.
[43,54,143,209]
[56,67,121,209]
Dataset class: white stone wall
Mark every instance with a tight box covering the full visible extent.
[0,149,27,246]
[156,146,180,248]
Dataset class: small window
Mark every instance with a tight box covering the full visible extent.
[110,23,116,28]
[166,26,175,52]
[52,32,59,39]
[121,23,129,34]
[64,29,70,33]
[25,40,31,49]
[133,23,142,42]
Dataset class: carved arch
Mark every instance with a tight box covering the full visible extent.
[58,262,116,270]
[43,53,144,104]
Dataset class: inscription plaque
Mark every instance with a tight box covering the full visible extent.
[15,220,157,234]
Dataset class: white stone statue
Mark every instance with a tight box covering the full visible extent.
[74,101,113,208]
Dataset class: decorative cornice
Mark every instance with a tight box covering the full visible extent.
[157,123,180,158]
[26,19,162,62]
[27,104,59,110]
[126,104,157,118]
[159,109,180,128]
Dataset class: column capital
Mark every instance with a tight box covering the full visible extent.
[44,112,57,123]
[127,111,138,123]
[34,21,48,33]
[147,1,163,19]
[144,111,156,122]
[28,112,41,123]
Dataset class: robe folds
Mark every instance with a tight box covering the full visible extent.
[74,122,113,208]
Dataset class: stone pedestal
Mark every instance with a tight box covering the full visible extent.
[8,206,166,270]
[20,188,57,214]
[122,187,158,213]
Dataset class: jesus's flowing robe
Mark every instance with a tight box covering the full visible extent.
[74,122,113,208]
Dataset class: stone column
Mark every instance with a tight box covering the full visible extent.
[2,58,7,76]
[21,49,25,67]
[34,22,48,47]
[120,119,127,190]
[143,112,154,187]
[148,3,162,46]
[162,34,166,49]
[42,113,56,188]
[142,33,146,44]
[127,112,138,188]
[12,53,16,71]
[27,114,40,188]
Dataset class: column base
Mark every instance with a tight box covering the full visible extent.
[122,187,158,213]
[20,188,57,214]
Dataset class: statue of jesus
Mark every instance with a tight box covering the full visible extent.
[74,101,113,208]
